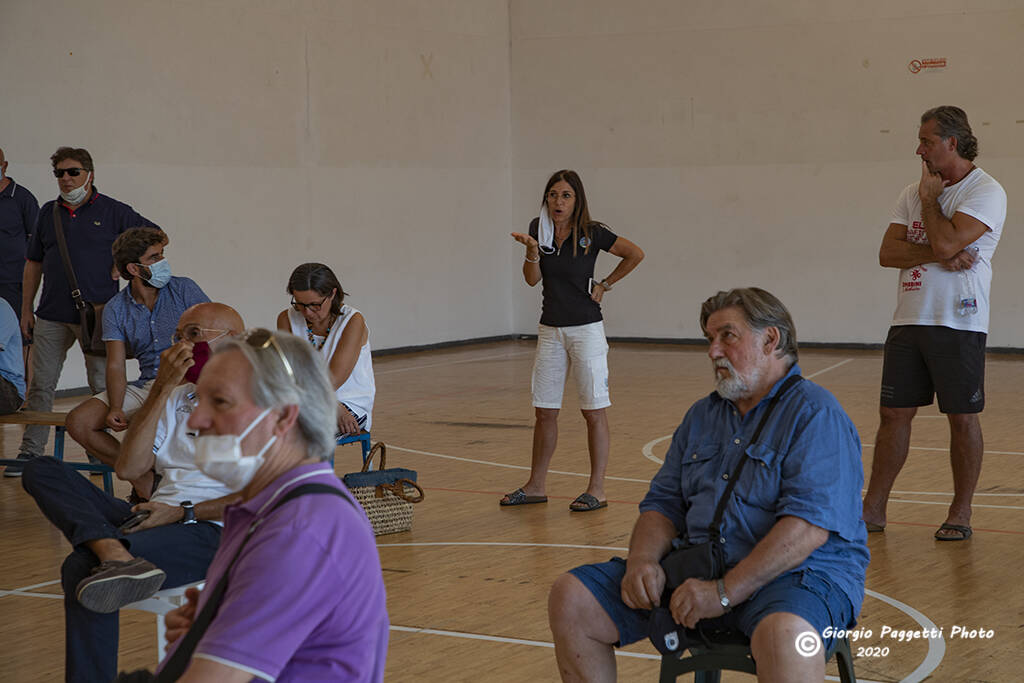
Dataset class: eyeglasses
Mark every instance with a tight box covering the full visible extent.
[291,297,328,313]
[243,328,296,383]
[53,168,88,178]
[172,325,229,344]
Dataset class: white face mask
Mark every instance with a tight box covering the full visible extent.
[59,171,91,204]
[194,407,277,491]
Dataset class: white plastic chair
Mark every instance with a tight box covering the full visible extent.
[124,581,205,662]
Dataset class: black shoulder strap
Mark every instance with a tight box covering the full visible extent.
[51,202,87,311]
[156,482,355,681]
[705,374,803,540]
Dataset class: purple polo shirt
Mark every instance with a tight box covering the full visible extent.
[160,463,389,681]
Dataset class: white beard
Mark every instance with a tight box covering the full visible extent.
[712,358,764,401]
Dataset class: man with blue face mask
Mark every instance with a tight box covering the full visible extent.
[5,147,160,476]
[65,227,209,499]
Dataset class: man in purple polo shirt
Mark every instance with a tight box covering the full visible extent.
[5,146,158,476]
[156,329,388,682]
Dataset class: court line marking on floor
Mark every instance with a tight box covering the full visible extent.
[389,624,661,661]
[645,437,1024,465]
[388,625,881,681]
[377,542,926,683]
[805,358,853,379]
[1,589,63,600]
[888,490,1024,498]
[887,498,1024,511]
[387,445,652,483]
[864,588,944,683]
[376,351,534,376]
[862,443,1024,456]
[391,442,1024,506]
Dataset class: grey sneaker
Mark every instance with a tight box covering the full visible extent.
[3,453,34,478]
[76,558,167,613]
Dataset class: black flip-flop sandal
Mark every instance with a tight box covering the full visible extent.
[569,492,608,512]
[500,488,548,506]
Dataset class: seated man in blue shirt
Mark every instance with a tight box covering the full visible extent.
[66,227,208,497]
[548,288,869,683]
[0,298,26,414]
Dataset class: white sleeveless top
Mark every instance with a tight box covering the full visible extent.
[288,305,375,431]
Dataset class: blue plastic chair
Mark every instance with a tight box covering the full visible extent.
[333,431,373,467]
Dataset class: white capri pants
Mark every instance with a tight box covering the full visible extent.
[532,322,611,410]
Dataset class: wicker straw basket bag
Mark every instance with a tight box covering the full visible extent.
[343,442,424,536]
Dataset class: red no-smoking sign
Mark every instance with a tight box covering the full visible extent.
[908,57,947,73]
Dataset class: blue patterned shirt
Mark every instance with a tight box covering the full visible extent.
[102,276,209,385]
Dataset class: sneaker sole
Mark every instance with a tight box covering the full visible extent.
[77,568,167,613]
[3,467,24,478]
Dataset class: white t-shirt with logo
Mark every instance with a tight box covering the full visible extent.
[149,383,235,518]
[890,167,1006,333]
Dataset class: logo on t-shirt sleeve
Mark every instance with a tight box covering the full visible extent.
[907,221,928,244]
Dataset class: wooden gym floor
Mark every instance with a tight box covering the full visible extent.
[2,339,1023,682]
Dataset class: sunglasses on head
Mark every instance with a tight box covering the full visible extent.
[243,328,296,383]
[53,168,89,178]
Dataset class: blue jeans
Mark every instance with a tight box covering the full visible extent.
[22,457,221,683]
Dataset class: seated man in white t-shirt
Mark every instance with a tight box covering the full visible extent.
[20,302,245,683]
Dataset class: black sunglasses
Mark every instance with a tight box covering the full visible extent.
[243,328,296,383]
[53,168,88,178]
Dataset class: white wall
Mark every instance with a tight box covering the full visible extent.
[3,0,512,390]
[5,1,1023,392]
[509,0,1024,345]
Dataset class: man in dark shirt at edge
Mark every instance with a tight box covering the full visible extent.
[0,146,40,324]
[4,147,158,476]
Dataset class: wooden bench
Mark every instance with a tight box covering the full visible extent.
[0,410,115,494]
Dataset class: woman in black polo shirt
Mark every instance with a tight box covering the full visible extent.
[500,169,644,511]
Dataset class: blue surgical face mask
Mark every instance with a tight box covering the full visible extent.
[139,259,171,288]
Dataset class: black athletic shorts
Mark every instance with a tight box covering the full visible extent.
[880,325,986,414]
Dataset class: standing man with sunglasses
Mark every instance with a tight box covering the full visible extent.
[4,147,159,476]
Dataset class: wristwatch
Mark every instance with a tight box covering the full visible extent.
[180,500,197,525]
[716,578,731,612]
[599,278,613,291]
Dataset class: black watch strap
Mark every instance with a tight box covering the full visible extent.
[180,500,197,524]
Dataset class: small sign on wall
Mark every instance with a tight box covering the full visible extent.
[908,58,947,74]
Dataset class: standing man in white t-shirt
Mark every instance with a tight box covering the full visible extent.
[862,106,1007,542]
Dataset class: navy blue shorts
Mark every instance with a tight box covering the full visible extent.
[569,557,855,656]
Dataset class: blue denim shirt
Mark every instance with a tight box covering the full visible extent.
[640,364,869,618]
[102,276,209,385]
[0,298,25,398]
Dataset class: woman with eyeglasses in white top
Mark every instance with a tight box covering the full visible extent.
[276,263,375,437]
[502,169,644,512]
